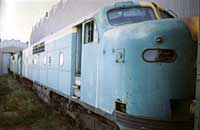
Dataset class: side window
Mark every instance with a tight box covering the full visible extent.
[84,20,94,44]
[33,57,37,64]
[12,57,15,64]
[43,56,47,65]
[59,53,64,66]
[48,56,52,65]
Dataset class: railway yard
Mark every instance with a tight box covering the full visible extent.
[0,75,78,130]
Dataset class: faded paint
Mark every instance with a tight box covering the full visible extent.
[3,53,11,74]
[0,40,27,75]
[10,1,197,130]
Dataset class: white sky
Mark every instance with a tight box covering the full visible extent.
[0,0,59,42]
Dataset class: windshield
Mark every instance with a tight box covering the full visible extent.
[108,7,156,25]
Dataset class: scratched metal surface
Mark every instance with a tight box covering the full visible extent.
[9,1,197,130]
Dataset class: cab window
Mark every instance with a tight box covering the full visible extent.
[108,7,156,25]
[84,21,94,43]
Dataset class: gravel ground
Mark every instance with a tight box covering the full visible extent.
[0,75,77,130]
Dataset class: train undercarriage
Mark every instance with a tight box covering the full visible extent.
[10,71,194,130]
[11,72,119,130]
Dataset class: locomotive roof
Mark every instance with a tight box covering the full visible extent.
[0,40,28,53]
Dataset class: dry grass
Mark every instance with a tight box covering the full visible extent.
[0,75,76,130]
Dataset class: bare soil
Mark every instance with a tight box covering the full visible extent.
[0,75,77,130]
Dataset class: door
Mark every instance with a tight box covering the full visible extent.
[81,20,100,107]
[75,24,82,77]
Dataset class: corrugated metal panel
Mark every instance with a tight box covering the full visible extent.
[30,0,199,44]
[162,0,199,17]
[133,0,199,17]
[30,0,115,44]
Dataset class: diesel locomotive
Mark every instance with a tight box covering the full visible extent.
[9,1,197,130]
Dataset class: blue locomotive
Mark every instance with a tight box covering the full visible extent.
[9,1,196,130]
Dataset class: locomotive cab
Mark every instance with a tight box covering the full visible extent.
[80,1,195,130]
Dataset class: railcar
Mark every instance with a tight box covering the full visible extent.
[9,52,22,76]
[9,1,196,130]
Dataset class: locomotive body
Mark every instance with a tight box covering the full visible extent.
[9,1,195,130]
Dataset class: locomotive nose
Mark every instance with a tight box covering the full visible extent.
[101,19,195,121]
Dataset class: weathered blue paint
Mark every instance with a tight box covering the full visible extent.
[97,19,195,119]
[81,41,99,106]
[70,32,77,96]
[9,1,196,130]
[95,1,141,36]
[23,33,76,96]
[84,3,194,128]
[10,52,22,76]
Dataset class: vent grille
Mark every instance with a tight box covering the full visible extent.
[33,42,45,54]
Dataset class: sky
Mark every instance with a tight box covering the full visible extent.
[0,0,59,42]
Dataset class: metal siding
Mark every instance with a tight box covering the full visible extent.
[27,48,33,80]
[47,50,59,90]
[58,47,72,95]
[38,33,74,95]
[97,19,195,120]
[39,52,48,86]
[139,0,199,17]
[81,43,99,107]
[3,53,11,74]
[32,54,39,82]
[0,53,3,75]
[17,53,22,75]
[22,49,29,78]
[13,54,17,74]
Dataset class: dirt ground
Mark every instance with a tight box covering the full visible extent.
[0,75,77,130]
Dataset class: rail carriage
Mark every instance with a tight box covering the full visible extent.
[9,52,22,76]
[9,1,196,130]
